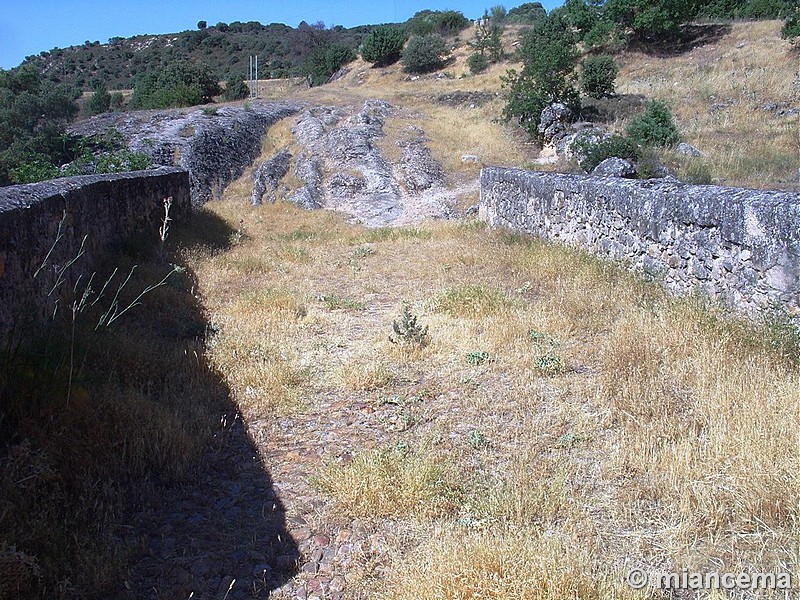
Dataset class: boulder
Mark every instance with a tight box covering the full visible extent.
[592,157,636,178]
[676,142,703,157]
[538,103,574,144]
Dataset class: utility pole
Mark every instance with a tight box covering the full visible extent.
[249,55,259,99]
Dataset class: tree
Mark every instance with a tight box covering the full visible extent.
[86,81,112,115]
[506,2,547,24]
[223,76,249,100]
[0,64,79,185]
[402,34,448,73]
[502,14,580,136]
[303,43,355,86]
[197,20,207,29]
[559,0,599,39]
[130,61,221,109]
[782,9,800,43]
[602,0,700,40]
[473,9,505,62]
[406,10,470,36]
[360,26,407,67]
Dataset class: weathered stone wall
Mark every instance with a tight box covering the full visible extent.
[0,168,191,339]
[480,168,800,314]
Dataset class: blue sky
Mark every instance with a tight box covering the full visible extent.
[1,0,562,70]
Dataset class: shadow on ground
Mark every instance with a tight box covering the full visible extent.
[630,23,733,57]
[0,208,298,599]
[113,209,300,599]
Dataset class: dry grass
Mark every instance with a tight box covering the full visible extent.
[383,527,644,600]
[616,20,799,189]
[188,165,799,595]
[314,445,461,520]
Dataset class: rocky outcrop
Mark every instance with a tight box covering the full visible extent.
[69,101,303,206]
[480,167,800,315]
[284,100,453,226]
[252,149,292,206]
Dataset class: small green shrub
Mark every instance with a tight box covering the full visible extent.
[468,52,490,74]
[529,329,566,375]
[626,100,681,148]
[468,429,490,449]
[466,351,491,366]
[402,34,448,74]
[576,134,639,172]
[360,26,408,67]
[390,302,430,347]
[581,55,617,99]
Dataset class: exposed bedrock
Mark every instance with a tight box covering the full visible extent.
[274,99,453,227]
[69,100,303,207]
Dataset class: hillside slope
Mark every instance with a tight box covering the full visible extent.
[268,19,797,191]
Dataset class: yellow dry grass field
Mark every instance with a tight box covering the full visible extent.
[181,24,800,594]
[616,20,798,189]
[183,139,799,595]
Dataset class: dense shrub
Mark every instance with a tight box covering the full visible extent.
[222,76,250,101]
[86,82,112,115]
[626,100,681,147]
[558,0,599,39]
[131,61,221,109]
[406,10,470,36]
[468,52,490,74]
[360,26,407,67]
[402,34,448,73]
[782,10,800,43]
[603,0,699,40]
[0,64,79,185]
[581,55,617,98]
[303,43,355,86]
[506,2,547,24]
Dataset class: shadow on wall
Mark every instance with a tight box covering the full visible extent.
[0,210,298,599]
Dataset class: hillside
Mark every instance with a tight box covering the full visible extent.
[20,21,381,91]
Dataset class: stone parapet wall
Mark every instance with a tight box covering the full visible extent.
[480,167,800,314]
[0,168,191,339]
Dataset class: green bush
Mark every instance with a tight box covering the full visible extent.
[0,64,79,185]
[402,34,448,74]
[468,52,490,74]
[581,55,617,98]
[626,100,680,147]
[506,2,547,24]
[406,10,470,36]
[131,61,221,109]
[86,83,111,115]
[782,11,800,42]
[360,26,407,67]
[303,43,355,86]
[9,157,61,184]
[576,134,639,172]
[222,76,249,101]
